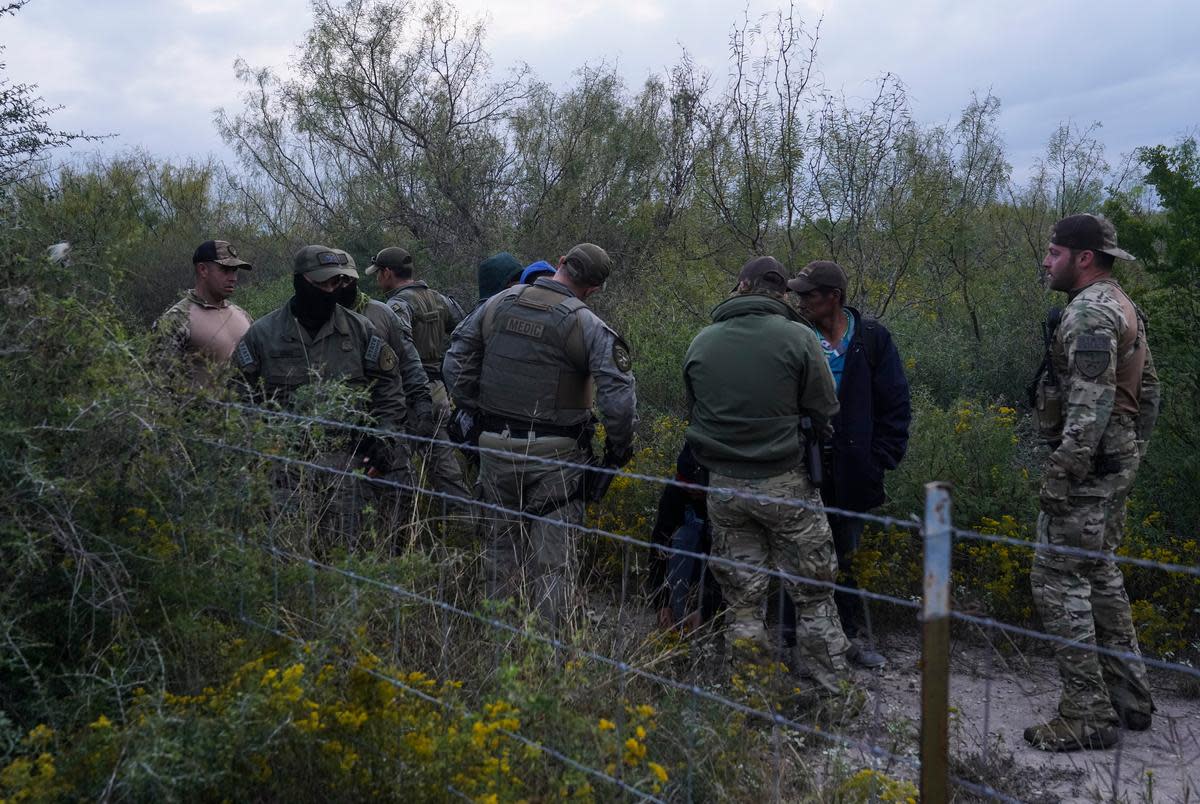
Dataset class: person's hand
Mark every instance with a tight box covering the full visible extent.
[1040,464,1071,517]
[682,610,702,632]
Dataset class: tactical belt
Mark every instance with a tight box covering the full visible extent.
[480,413,588,442]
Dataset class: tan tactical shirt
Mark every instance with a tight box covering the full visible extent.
[153,290,253,379]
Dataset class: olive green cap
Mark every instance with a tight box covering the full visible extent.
[563,242,612,287]
[365,246,413,277]
[293,244,359,282]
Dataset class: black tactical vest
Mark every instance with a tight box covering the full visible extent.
[478,284,593,427]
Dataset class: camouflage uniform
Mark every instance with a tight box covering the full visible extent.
[444,246,636,629]
[385,281,471,505]
[1032,276,1158,731]
[707,468,849,694]
[234,246,411,550]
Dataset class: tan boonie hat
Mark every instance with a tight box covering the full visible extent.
[563,243,612,287]
[193,239,252,270]
[365,246,413,277]
[293,244,359,282]
[1050,214,1136,261]
[788,260,847,294]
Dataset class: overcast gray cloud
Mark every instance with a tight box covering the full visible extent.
[4,0,1198,176]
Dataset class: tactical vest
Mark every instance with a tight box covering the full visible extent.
[477,284,593,428]
[393,285,451,371]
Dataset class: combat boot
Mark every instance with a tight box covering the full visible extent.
[1023,717,1119,751]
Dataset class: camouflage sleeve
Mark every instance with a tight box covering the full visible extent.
[795,325,840,433]
[381,305,432,421]
[584,315,638,458]
[362,324,408,434]
[151,306,190,361]
[1135,342,1160,457]
[442,302,486,411]
[1050,301,1120,479]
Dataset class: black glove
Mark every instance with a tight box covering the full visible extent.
[603,441,633,469]
[410,399,436,439]
[361,437,396,476]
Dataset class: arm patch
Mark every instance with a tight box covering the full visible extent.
[612,338,633,373]
[234,340,257,371]
[1073,334,1112,379]
[365,335,397,372]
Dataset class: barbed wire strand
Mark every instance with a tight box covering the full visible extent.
[948,611,1200,681]
[205,436,1200,682]
[239,614,663,802]
[212,400,921,532]
[197,435,923,612]
[251,539,922,774]
[950,526,1200,580]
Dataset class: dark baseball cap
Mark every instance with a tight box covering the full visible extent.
[365,246,413,277]
[734,256,788,293]
[193,239,252,270]
[1050,214,1135,261]
[787,260,847,294]
[563,243,612,287]
[293,244,359,281]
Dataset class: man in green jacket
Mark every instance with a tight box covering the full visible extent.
[683,256,850,699]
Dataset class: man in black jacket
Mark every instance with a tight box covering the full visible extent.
[788,260,912,668]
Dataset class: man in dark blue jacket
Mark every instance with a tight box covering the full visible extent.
[788,260,911,668]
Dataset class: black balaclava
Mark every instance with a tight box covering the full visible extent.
[334,278,360,310]
[290,274,340,336]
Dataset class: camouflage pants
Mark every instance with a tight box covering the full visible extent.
[1031,421,1153,724]
[707,468,851,693]
[413,380,471,512]
[477,430,585,630]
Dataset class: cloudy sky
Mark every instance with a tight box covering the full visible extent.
[4,0,1198,177]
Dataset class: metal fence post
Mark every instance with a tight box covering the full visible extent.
[921,482,952,804]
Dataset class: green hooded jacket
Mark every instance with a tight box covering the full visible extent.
[683,293,839,479]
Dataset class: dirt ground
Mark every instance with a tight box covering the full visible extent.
[847,631,1200,803]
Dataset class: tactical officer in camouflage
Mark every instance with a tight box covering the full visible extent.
[233,245,412,547]
[367,246,471,504]
[683,257,851,701]
[1025,214,1160,752]
[443,243,637,630]
[153,239,254,384]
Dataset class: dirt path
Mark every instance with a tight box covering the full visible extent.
[853,633,1200,802]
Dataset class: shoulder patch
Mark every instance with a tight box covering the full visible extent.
[365,335,397,372]
[1073,333,1112,379]
[612,337,632,374]
[235,340,256,370]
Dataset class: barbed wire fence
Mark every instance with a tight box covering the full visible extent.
[198,399,1199,803]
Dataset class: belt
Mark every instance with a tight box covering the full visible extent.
[481,414,588,441]
[424,366,443,380]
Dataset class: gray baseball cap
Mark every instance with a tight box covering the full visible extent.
[293,245,359,281]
